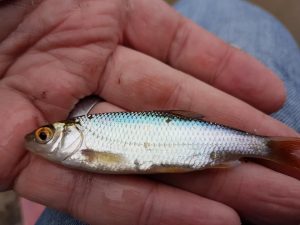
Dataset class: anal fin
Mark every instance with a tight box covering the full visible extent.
[212,160,241,169]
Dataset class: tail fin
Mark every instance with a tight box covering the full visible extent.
[267,137,300,169]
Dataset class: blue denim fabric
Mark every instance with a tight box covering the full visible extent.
[174,0,300,131]
[36,0,300,224]
[36,208,87,225]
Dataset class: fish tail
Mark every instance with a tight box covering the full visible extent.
[266,137,300,169]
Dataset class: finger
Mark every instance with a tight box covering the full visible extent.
[1,0,284,113]
[253,159,300,180]
[0,0,35,42]
[89,101,125,114]
[124,0,285,112]
[15,156,241,225]
[97,46,296,137]
[156,163,300,225]
[0,87,44,190]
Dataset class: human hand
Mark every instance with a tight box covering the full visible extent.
[0,0,299,225]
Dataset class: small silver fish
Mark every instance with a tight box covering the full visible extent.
[25,111,300,173]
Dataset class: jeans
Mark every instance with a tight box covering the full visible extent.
[36,0,300,224]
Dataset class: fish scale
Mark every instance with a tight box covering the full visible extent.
[25,111,300,173]
[57,111,269,173]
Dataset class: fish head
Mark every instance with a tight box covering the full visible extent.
[25,121,83,162]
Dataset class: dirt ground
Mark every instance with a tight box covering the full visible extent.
[0,1,299,225]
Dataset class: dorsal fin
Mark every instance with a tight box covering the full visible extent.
[163,110,205,120]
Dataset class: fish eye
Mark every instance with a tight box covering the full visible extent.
[35,127,53,144]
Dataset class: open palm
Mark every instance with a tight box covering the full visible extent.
[0,0,299,224]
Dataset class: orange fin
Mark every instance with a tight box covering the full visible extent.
[164,110,204,120]
[267,137,300,169]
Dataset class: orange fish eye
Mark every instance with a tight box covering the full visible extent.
[35,127,54,144]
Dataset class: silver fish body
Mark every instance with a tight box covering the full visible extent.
[25,111,271,174]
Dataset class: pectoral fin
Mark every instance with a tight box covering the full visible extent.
[81,149,124,164]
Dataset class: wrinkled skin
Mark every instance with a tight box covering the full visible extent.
[0,0,299,225]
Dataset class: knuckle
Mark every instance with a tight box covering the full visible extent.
[167,17,191,66]
[66,172,95,219]
[210,44,234,86]
[137,184,162,225]
[164,79,193,110]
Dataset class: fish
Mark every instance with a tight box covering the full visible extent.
[24,111,300,174]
